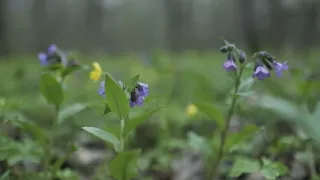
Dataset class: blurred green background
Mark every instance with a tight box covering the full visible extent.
[1,0,320,180]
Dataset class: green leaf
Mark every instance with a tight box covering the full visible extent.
[82,127,120,152]
[123,104,166,137]
[61,65,81,79]
[238,77,255,93]
[109,150,141,180]
[45,64,63,71]
[225,125,258,152]
[125,74,140,92]
[40,73,63,107]
[253,95,306,123]
[187,132,210,157]
[57,103,89,124]
[0,171,10,180]
[52,144,78,174]
[15,120,46,149]
[105,73,130,118]
[103,104,111,116]
[229,157,260,177]
[194,102,225,130]
[261,161,288,179]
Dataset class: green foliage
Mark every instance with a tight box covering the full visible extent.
[39,73,64,107]
[229,157,260,177]
[109,150,141,180]
[124,74,140,92]
[57,103,89,124]
[2,49,320,179]
[82,126,121,152]
[194,102,225,130]
[104,73,130,119]
[123,105,165,138]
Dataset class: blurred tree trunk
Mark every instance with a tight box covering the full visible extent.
[85,0,104,53]
[0,0,7,56]
[299,1,319,52]
[237,0,260,53]
[33,0,47,50]
[164,0,184,52]
[268,0,288,51]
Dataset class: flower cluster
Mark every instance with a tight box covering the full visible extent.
[220,45,246,72]
[98,81,149,107]
[252,51,288,80]
[38,44,77,67]
[220,44,288,80]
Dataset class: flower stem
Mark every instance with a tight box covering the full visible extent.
[46,105,59,180]
[209,66,245,179]
[120,118,125,152]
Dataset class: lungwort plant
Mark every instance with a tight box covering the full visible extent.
[3,44,89,179]
[82,69,165,179]
[191,40,290,180]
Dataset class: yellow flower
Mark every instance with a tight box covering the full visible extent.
[90,62,102,81]
[186,104,198,117]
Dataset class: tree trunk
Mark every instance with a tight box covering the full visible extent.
[0,0,7,56]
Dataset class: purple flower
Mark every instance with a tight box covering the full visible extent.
[129,82,149,107]
[98,81,149,108]
[98,81,105,96]
[38,53,49,66]
[136,82,148,96]
[252,66,270,80]
[38,44,61,66]
[273,61,288,77]
[48,44,57,55]
[223,59,237,71]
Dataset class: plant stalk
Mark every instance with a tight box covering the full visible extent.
[120,118,125,152]
[209,66,245,179]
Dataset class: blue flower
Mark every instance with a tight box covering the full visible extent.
[273,61,288,77]
[252,65,270,80]
[37,44,61,66]
[98,81,149,108]
[223,53,237,72]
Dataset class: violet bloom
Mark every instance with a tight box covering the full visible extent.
[252,65,270,80]
[223,59,237,71]
[38,53,49,66]
[98,81,105,96]
[273,61,288,77]
[98,81,149,108]
[129,82,149,107]
[37,44,59,66]
[48,44,57,55]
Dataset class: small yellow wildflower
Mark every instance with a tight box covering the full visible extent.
[90,62,102,81]
[186,104,198,117]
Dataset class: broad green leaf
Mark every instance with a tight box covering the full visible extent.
[123,105,166,137]
[261,161,288,179]
[253,95,306,123]
[303,102,320,142]
[225,125,258,152]
[238,77,255,93]
[45,64,63,71]
[229,157,260,177]
[125,74,140,92]
[109,150,141,180]
[82,127,120,152]
[0,171,10,180]
[105,73,130,118]
[57,103,89,124]
[61,65,81,79]
[103,104,111,116]
[104,123,121,139]
[187,132,210,157]
[194,102,225,130]
[40,73,63,107]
